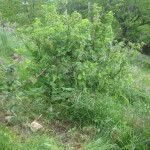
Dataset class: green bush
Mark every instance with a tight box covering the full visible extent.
[25,4,133,102]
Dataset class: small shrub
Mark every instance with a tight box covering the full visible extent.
[25,4,133,103]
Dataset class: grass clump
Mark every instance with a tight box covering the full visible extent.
[84,138,117,150]
[0,126,19,150]
[0,126,64,150]
[21,134,64,150]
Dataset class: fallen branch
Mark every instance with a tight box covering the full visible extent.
[36,68,47,78]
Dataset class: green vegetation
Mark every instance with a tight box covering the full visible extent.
[0,126,64,150]
[0,0,149,150]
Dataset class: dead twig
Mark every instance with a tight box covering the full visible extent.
[36,68,47,78]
